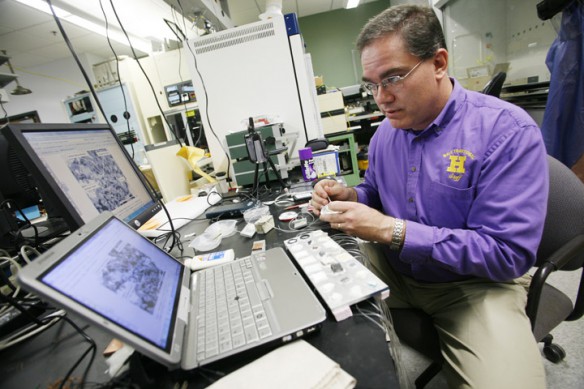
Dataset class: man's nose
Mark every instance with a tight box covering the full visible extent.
[374,86,396,105]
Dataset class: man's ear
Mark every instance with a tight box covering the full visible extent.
[433,48,449,79]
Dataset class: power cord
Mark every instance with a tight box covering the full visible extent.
[108,0,183,148]
[98,0,135,160]
[0,291,97,389]
[176,0,232,182]
[46,0,112,129]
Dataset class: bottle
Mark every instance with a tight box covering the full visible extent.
[184,249,235,270]
[299,147,316,182]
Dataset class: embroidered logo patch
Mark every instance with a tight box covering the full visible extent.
[443,149,475,182]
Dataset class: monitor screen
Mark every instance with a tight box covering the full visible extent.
[1,123,161,230]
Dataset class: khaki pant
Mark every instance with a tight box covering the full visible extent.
[361,243,546,389]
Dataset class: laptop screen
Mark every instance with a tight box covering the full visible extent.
[1,124,161,230]
[39,217,183,351]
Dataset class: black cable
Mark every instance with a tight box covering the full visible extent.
[0,198,40,249]
[46,0,111,128]
[98,0,135,160]
[170,6,203,149]
[176,0,232,182]
[108,0,184,148]
[0,291,96,388]
[164,18,187,42]
[50,0,178,251]
[59,316,97,389]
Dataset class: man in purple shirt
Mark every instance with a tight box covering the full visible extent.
[313,4,547,388]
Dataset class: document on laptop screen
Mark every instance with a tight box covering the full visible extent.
[40,218,183,350]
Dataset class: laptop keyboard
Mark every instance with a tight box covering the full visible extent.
[195,258,273,361]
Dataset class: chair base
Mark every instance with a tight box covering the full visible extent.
[542,333,567,363]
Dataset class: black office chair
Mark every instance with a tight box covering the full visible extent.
[481,71,507,98]
[390,154,584,388]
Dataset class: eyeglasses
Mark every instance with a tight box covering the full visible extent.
[361,60,424,95]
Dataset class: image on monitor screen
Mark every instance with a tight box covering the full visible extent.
[1,123,161,231]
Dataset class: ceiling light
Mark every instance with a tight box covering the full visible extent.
[345,0,360,9]
[15,0,152,54]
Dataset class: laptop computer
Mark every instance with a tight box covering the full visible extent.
[17,212,326,370]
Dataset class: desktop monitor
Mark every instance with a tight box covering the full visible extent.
[1,123,162,231]
[0,132,41,212]
[0,131,71,250]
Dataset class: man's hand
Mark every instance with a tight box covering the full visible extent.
[311,179,357,216]
[319,201,394,244]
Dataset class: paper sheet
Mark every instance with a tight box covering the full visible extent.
[207,340,356,389]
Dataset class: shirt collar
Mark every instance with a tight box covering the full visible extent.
[430,77,464,133]
[407,77,463,136]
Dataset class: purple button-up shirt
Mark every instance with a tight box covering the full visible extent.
[355,78,549,282]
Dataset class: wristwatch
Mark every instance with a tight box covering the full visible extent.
[390,218,405,251]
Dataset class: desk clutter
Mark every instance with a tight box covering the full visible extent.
[3,170,394,387]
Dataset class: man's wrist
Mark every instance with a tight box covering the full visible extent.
[346,188,358,202]
[390,218,406,251]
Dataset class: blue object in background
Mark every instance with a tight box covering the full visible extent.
[541,1,584,167]
[16,205,41,222]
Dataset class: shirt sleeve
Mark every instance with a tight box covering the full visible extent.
[400,124,549,282]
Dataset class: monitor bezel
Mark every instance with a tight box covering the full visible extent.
[1,123,162,231]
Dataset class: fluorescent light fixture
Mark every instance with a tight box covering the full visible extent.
[345,0,360,9]
[15,0,152,54]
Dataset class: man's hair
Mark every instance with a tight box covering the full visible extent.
[356,4,447,60]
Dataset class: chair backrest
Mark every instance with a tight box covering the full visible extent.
[536,155,584,270]
[481,72,507,97]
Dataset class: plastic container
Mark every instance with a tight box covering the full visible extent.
[205,219,237,238]
[243,205,270,224]
[189,231,222,252]
[299,147,317,182]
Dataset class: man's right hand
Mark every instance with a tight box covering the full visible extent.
[311,179,357,216]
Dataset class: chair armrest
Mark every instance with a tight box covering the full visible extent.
[541,234,584,270]
[526,234,584,327]
[567,270,584,321]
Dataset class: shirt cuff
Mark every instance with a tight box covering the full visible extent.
[400,221,433,264]
[354,186,372,207]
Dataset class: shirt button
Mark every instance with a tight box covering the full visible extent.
[408,197,414,203]
[411,166,416,172]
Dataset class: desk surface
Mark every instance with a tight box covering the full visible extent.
[0,196,398,388]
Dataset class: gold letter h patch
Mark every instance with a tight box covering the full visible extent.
[447,155,466,173]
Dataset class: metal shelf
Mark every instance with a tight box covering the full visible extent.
[0,54,10,67]
[0,72,18,88]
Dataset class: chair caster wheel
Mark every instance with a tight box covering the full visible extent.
[543,343,566,363]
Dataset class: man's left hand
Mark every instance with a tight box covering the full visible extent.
[319,201,393,244]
